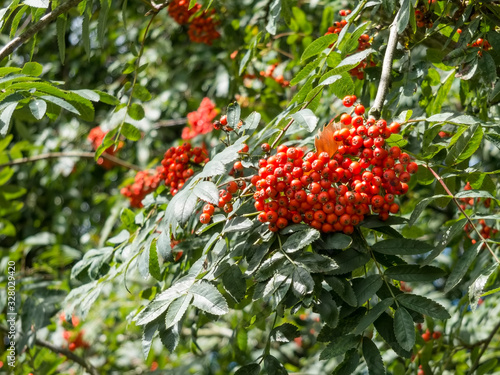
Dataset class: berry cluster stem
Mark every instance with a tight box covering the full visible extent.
[270,88,323,149]
[369,22,399,120]
[427,166,500,264]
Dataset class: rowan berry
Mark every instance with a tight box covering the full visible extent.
[200,213,211,224]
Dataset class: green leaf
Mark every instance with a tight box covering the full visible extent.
[363,337,386,375]
[190,281,228,315]
[95,90,120,105]
[98,0,111,47]
[133,84,152,101]
[371,239,432,255]
[422,219,467,265]
[332,349,360,375]
[95,127,117,160]
[23,0,49,8]
[328,249,370,275]
[271,323,299,342]
[352,275,383,306]
[291,266,314,297]
[0,101,18,136]
[142,323,157,359]
[354,298,394,334]
[82,3,91,58]
[336,48,375,70]
[455,189,498,202]
[222,264,247,302]
[107,229,130,244]
[128,103,145,120]
[164,294,192,329]
[445,124,482,165]
[408,195,450,226]
[264,355,288,375]
[265,0,281,35]
[432,71,455,114]
[56,14,66,64]
[291,109,318,132]
[385,265,446,282]
[242,111,261,134]
[394,307,415,351]
[318,232,353,249]
[301,33,338,62]
[444,241,481,292]
[1,185,27,200]
[159,322,181,352]
[396,0,410,33]
[21,61,43,76]
[193,181,219,205]
[235,363,261,375]
[121,122,141,141]
[397,294,450,320]
[173,189,197,225]
[320,334,360,360]
[290,57,321,86]
[224,217,253,233]
[227,102,241,129]
[41,95,79,115]
[374,313,412,358]
[149,241,162,281]
[282,228,320,253]
[469,263,496,311]
[296,252,339,273]
[28,99,47,120]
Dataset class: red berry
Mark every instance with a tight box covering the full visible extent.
[261,143,271,152]
[200,213,211,224]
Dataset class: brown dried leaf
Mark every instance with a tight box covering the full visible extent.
[314,120,351,158]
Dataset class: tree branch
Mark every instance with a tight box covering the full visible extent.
[0,0,84,62]
[0,151,141,171]
[153,118,187,129]
[369,22,399,120]
[427,166,500,264]
[0,324,98,375]
[468,321,500,374]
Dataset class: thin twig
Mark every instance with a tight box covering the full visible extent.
[468,321,500,374]
[0,151,141,171]
[368,22,399,120]
[270,88,323,149]
[153,118,187,129]
[0,325,99,375]
[426,166,500,264]
[0,0,84,61]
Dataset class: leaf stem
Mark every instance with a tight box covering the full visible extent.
[426,165,500,264]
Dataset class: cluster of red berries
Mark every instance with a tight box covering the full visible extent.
[324,10,351,35]
[168,0,220,45]
[120,168,164,208]
[160,143,209,195]
[199,179,247,224]
[461,182,498,244]
[182,97,218,140]
[421,329,441,342]
[250,96,417,234]
[87,126,123,169]
[467,38,492,56]
[213,114,243,132]
[59,313,89,351]
[120,143,208,207]
[259,63,290,87]
[324,11,373,80]
[415,8,433,28]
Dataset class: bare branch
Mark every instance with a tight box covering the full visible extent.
[0,324,98,375]
[369,22,399,120]
[0,0,84,62]
[0,151,141,171]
